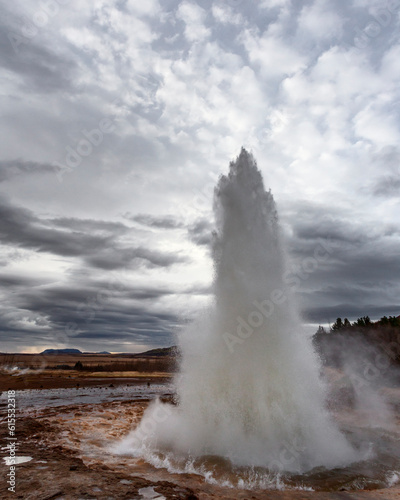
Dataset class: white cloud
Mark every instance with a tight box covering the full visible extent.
[241,30,307,78]
[177,1,211,42]
[211,4,243,25]
[1,0,400,351]
[353,102,400,146]
[381,43,400,83]
[126,0,161,17]
[298,0,344,40]
[259,0,291,9]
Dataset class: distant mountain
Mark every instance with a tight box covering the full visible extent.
[133,346,178,357]
[39,347,176,356]
[41,348,82,355]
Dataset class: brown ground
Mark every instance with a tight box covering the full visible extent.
[0,397,399,500]
[0,412,198,500]
[0,352,173,391]
[1,356,399,499]
[0,352,173,368]
[0,370,172,391]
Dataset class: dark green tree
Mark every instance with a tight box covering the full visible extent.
[74,361,83,371]
[380,315,389,325]
[353,316,371,327]
[331,317,343,331]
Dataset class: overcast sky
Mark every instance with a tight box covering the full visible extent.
[0,0,399,353]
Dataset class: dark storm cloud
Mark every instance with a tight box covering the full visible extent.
[0,10,77,94]
[283,201,395,264]
[51,217,130,234]
[73,304,178,342]
[86,246,187,271]
[0,159,57,182]
[286,201,400,252]
[293,246,400,324]
[9,280,174,316]
[373,175,400,197]
[0,197,187,270]
[333,251,400,282]
[281,201,400,325]
[187,217,214,246]
[0,277,179,349]
[0,196,114,258]
[0,197,189,350]
[369,147,400,197]
[304,304,400,324]
[126,213,214,247]
[293,218,370,246]
[126,213,184,229]
[284,202,372,252]
[124,288,174,300]
[0,273,47,288]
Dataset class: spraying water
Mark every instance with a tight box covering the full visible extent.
[116,149,358,482]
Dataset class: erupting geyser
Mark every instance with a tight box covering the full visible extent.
[117,149,358,481]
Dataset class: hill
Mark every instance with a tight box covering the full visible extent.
[38,346,176,357]
[41,348,82,355]
[132,346,178,357]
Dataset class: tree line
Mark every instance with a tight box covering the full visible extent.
[317,314,400,334]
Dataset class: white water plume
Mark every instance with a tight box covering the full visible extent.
[116,148,359,475]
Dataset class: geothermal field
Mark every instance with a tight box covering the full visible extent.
[1,151,400,499]
[3,1,400,498]
[3,0,400,497]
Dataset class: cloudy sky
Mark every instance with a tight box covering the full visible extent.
[0,0,399,353]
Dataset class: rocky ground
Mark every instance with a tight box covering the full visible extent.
[1,394,400,500]
[0,413,199,499]
[1,363,400,500]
